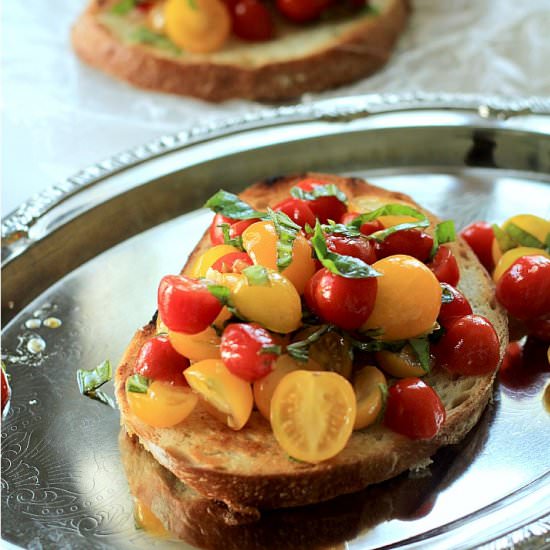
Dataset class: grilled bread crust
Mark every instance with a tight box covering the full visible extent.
[71,0,410,102]
[115,174,508,513]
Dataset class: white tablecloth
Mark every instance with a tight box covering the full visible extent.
[2,0,550,215]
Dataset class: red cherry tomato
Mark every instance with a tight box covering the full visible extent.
[276,0,331,22]
[304,268,377,330]
[438,283,472,327]
[274,197,316,229]
[432,315,500,376]
[340,212,384,236]
[136,1,154,12]
[135,335,190,386]
[209,213,234,245]
[1,367,11,417]
[211,251,253,273]
[229,0,274,41]
[295,178,347,224]
[524,317,550,342]
[220,323,278,381]
[428,246,460,286]
[496,255,550,320]
[375,230,434,263]
[384,378,446,440]
[460,221,495,272]
[325,234,376,264]
[229,218,259,238]
[158,275,223,334]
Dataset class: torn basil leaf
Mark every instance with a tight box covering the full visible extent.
[505,222,545,249]
[367,218,431,243]
[349,204,427,229]
[266,209,301,271]
[206,284,231,306]
[408,338,431,373]
[126,374,150,394]
[220,223,244,250]
[286,325,332,362]
[205,190,265,220]
[322,221,362,238]
[430,220,457,258]
[110,0,136,15]
[492,224,516,253]
[129,27,181,54]
[243,265,270,286]
[77,360,116,408]
[290,183,347,204]
[311,222,381,279]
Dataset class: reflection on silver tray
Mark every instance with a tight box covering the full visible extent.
[2,94,550,550]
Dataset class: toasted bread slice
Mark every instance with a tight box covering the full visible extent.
[114,174,508,512]
[71,0,410,102]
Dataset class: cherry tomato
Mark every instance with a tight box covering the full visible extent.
[375,230,434,263]
[353,366,387,430]
[229,0,274,41]
[525,317,550,342]
[276,0,331,22]
[211,251,253,273]
[432,315,500,375]
[164,0,231,53]
[493,246,550,283]
[384,378,446,440]
[158,274,223,334]
[135,335,190,386]
[220,323,279,381]
[273,197,316,229]
[325,234,376,264]
[136,1,155,12]
[304,268,377,331]
[460,221,495,272]
[428,246,460,287]
[187,244,240,278]
[1,367,11,417]
[270,370,356,463]
[496,255,550,320]
[438,283,472,327]
[209,213,234,245]
[294,178,347,224]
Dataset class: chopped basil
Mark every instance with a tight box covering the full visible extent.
[431,220,456,258]
[243,265,270,286]
[492,224,516,253]
[205,190,265,221]
[311,222,381,279]
[126,374,150,394]
[266,209,301,271]
[77,360,116,408]
[505,222,545,249]
[290,183,347,205]
[322,221,362,238]
[408,338,431,373]
[259,345,282,356]
[349,204,427,229]
[129,27,181,54]
[220,223,244,250]
[206,284,231,305]
[110,0,136,15]
[286,325,332,362]
[367,218,431,243]
[441,285,454,304]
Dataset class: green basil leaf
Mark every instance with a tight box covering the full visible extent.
[505,222,544,249]
[350,204,427,229]
[77,360,112,395]
[260,345,282,356]
[367,218,431,243]
[128,27,181,54]
[322,221,362,238]
[126,374,150,394]
[290,183,347,204]
[89,390,116,408]
[110,0,136,15]
[492,224,516,253]
[243,265,270,286]
[205,190,265,220]
[430,220,456,258]
[311,222,381,279]
[266,209,301,271]
[408,338,431,373]
[220,223,244,250]
[286,325,332,363]
[441,284,454,304]
[206,284,231,305]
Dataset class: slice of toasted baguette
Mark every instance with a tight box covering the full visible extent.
[114,173,508,513]
[71,0,410,102]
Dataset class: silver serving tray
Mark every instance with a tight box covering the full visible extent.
[2,93,550,550]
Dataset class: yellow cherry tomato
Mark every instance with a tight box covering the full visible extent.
[361,255,441,340]
[270,370,356,463]
[353,366,386,430]
[127,381,198,428]
[241,221,316,295]
[232,269,302,333]
[186,244,239,278]
[375,344,428,378]
[493,246,550,282]
[503,214,550,245]
[134,500,170,538]
[184,359,253,430]
[253,354,319,420]
[164,0,231,54]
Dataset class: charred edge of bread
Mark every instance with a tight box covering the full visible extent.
[114,173,508,513]
[71,1,410,102]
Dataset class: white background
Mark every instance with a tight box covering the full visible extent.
[2,0,550,215]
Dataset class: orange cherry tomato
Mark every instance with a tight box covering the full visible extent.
[353,366,386,430]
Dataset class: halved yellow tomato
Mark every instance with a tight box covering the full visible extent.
[375,345,428,378]
[353,366,386,430]
[184,359,253,430]
[127,381,198,428]
[270,370,356,463]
